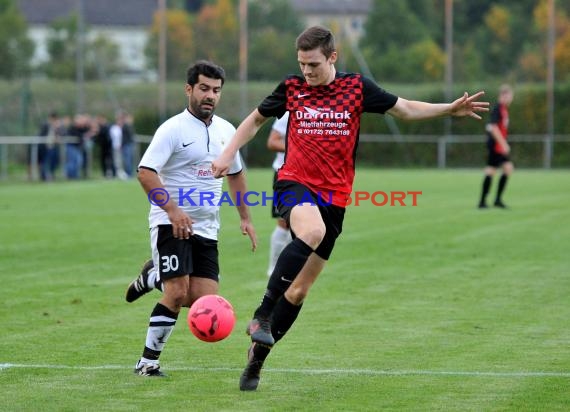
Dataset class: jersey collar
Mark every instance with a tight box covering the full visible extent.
[186,107,214,126]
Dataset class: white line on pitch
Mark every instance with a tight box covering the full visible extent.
[1,363,569,378]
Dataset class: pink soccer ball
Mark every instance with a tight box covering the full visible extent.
[187,295,236,342]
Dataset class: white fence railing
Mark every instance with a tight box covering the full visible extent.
[359,134,570,169]
[0,134,569,181]
[0,135,152,181]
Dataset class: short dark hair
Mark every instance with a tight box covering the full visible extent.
[186,60,226,86]
[295,26,336,58]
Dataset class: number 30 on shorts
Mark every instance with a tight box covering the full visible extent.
[161,255,179,272]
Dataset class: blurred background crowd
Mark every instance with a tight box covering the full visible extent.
[31,110,136,181]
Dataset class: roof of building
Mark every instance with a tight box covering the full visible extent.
[290,0,371,14]
[17,0,157,27]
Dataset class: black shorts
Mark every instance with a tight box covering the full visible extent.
[151,225,219,282]
[487,151,510,168]
[274,180,345,260]
[271,171,280,219]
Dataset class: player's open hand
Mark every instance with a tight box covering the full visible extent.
[450,91,489,120]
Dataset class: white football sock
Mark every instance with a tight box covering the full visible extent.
[147,267,163,292]
[267,226,292,276]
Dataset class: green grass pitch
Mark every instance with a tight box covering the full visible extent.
[1,169,569,411]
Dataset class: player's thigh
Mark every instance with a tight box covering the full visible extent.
[185,234,220,306]
[274,180,326,247]
[190,235,220,282]
[289,203,326,240]
[312,203,345,260]
[274,180,321,225]
[151,225,193,281]
[187,277,219,305]
[487,151,503,169]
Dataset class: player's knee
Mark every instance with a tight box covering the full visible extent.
[167,287,191,309]
[297,224,326,249]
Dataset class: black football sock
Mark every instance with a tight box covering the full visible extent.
[141,303,178,362]
[254,238,313,319]
[250,297,303,363]
[495,174,508,204]
[271,296,303,344]
[251,342,272,362]
[480,175,492,205]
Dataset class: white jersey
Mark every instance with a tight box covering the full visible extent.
[139,109,242,240]
[109,124,123,150]
[271,112,289,171]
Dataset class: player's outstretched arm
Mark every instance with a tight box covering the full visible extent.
[212,109,268,178]
[388,91,489,121]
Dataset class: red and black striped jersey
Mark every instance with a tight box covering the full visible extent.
[258,73,398,207]
[487,103,510,153]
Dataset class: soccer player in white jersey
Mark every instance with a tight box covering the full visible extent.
[266,113,291,276]
[130,61,257,377]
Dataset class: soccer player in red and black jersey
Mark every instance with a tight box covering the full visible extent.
[478,84,514,209]
[212,26,489,391]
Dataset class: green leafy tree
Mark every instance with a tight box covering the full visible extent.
[361,0,432,82]
[555,22,570,81]
[519,0,570,82]
[247,0,303,80]
[87,36,122,80]
[145,8,195,80]
[481,5,514,76]
[194,0,239,79]
[42,14,79,79]
[453,39,485,83]
[409,39,446,81]
[42,14,122,80]
[362,0,428,52]
[0,0,34,78]
[409,0,445,44]
[453,0,536,81]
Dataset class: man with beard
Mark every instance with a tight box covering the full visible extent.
[130,60,257,377]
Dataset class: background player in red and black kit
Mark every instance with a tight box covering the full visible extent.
[478,84,514,209]
[212,25,489,391]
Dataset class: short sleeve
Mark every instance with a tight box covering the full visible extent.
[138,121,175,173]
[228,150,243,175]
[488,104,501,125]
[362,76,399,114]
[257,80,288,119]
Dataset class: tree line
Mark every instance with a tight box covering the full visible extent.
[2,0,569,83]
